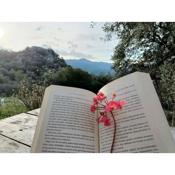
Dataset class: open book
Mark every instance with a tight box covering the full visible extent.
[31,72,175,153]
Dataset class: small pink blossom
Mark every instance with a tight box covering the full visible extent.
[98,115,107,123]
[105,100,126,112]
[94,92,106,102]
[104,118,111,126]
[90,91,126,153]
[100,112,105,116]
[99,115,111,126]
[90,92,126,127]
[90,104,97,113]
[93,97,98,104]
[119,100,126,106]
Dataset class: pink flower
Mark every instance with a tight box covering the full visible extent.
[90,104,97,113]
[90,92,126,128]
[93,97,98,104]
[99,115,111,126]
[99,115,107,123]
[104,119,111,126]
[94,92,106,102]
[100,112,105,116]
[105,100,126,112]
[119,100,126,106]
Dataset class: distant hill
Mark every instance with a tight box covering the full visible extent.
[0,46,66,95]
[65,58,114,75]
[0,46,115,96]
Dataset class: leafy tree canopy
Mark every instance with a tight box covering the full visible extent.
[103,22,175,77]
[103,22,175,126]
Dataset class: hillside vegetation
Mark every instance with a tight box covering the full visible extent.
[0,46,66,96]
[0,46,112,119]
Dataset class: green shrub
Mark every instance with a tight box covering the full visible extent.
[0,97,28,120]
[16,80,46,110]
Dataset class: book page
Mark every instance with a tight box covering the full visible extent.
[99,72,175,153]
[31,85,98,153]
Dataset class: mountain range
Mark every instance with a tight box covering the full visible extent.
[65,58,114,75]
[0,46,66,95]
[0,46,115,95]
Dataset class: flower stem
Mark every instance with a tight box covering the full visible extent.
[110,112,116,153]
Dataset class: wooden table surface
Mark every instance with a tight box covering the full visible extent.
[0,108,174,153]
[0,109,40,153]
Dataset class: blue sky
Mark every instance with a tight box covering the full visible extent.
[0,22,118,62]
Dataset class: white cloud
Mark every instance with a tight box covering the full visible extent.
[0,22,117,62]
[57,49,96,60]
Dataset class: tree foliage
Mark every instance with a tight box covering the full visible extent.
[0,46,66,96]
[104,22,175,75]
[14,67,112,111]
[0,97,28,119]
[16,80,46,110]
[103,22,175,125]
[43,66,112,93]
